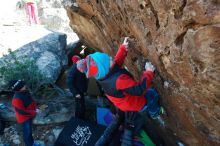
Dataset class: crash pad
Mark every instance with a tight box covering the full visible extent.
[96,107,113,126]
[55,117,106,146]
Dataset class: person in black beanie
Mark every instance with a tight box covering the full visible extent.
[9,80,39,146]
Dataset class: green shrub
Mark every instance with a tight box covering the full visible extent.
[0,49,49,94]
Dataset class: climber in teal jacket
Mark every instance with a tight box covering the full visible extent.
[77,37,163,119]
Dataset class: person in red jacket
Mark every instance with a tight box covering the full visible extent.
[9,80,39,146]
[24,0,39,25]
[77,37,164,122]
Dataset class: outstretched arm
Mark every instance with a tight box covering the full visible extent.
[114,37,129,67]
[116,70,154,96]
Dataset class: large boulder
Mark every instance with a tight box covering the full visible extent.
[63,0,220,146]
[38,0,79,43]
[0,32,67,87]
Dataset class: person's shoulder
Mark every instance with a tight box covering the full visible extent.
[67,64,78,76]
[13,92,20,97]
[70,64,77,69]
[68,64,76,71]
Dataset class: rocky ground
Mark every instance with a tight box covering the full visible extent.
[0,88,99,146]
[0,1,90,145]
[0,123,63,146]
[0,24,79,58]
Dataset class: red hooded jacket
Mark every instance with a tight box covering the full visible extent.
[97,44,154,111]
[12,91,37,123]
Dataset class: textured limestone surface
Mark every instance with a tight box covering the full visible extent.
[63,0,220,145]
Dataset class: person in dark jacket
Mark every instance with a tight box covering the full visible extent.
[66,55,88,119]
[95,110,145,146]
[95,109,124,146]
[9,80,39,146]
[121,112,145,146]
[76,37,163,121]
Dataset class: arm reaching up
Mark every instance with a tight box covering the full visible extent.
[114,37,130,67]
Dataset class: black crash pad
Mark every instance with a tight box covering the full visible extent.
[55,117,106,146]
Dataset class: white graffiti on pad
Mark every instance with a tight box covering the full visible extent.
[71,125,92,146]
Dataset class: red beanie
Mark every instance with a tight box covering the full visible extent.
[71,55,81,63]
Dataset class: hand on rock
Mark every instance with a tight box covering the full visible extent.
[36,109,41,113]
[75,94,81,98]
[123,37,129,48]
[145,62,155,72]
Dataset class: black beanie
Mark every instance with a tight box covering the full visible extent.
[8,80,25,91]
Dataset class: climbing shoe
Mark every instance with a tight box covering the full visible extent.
[152,107,166,127]
[154,115,165,127]
[159,106,166,115]
[151,107,165,119]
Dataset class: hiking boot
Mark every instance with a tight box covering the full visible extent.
[151,106,165,119]
[159,106,166,115]
[154,115,165,127]
[152,107,166,127]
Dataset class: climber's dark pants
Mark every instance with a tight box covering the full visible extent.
[140,88,161,118]
[75,94,85,119]
[67,78,86,119]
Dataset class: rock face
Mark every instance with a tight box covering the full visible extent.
[63,0,220,146]
[0,32,67,84]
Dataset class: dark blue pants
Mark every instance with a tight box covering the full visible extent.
[22,119,34,146]
[67,78,86,119]
[140,88,161,118]
[75,96,85,119]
